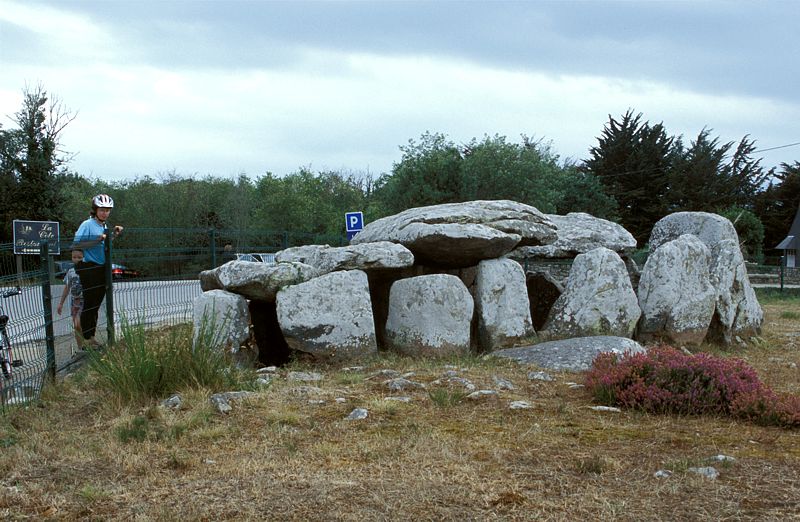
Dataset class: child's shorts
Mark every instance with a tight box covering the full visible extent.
[70,298,84,319]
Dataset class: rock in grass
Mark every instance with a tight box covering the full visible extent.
[346,408,369,420]
[687,466,719,480]
[467,390,498,400]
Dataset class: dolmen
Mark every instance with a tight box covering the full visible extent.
[193,200,764,368]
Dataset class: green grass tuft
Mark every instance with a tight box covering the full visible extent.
[87,319,253,406]
[428,387,467,408]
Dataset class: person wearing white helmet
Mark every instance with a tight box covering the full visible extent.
[72,194,124,348]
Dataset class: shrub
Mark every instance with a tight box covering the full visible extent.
[585,345,800,428]
[87,320,251,406]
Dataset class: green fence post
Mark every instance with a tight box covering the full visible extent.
[39,241,56,382]
[209,228,217,269]
[780,255,785,292]
[282,231,289,249]
[105,234,115,346]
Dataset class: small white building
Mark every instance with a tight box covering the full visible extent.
[776,205,800,267]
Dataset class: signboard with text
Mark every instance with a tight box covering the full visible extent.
[13,219,61,255]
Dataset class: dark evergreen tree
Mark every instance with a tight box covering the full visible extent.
[668,129,730,211]
[722,136,771,209]
[755,161,800,255]
[581,110,675,244]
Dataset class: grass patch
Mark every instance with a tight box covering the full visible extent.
[755,287,800,303]
[780,310,800,320]
[2,306,800,520]
[575,454,610,475]
[428,387,467,408]
[77,484,111,503]
[87,320,253,406]
[333,372,365,386]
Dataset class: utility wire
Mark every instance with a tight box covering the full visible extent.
[754,141,800,153]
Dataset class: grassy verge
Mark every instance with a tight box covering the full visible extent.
[1,304,799,520]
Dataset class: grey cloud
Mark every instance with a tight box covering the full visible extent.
[15,0,798,101]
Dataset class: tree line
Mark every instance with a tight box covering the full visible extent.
[2,87,798,263]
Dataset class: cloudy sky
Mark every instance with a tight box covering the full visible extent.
[1,0,798,182]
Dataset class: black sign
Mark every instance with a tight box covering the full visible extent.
[13,220,61,255]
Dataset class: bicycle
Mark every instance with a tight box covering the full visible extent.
[1,286,23,381]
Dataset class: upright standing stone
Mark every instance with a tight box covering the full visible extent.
[637,235,716,345]
[385,274,474,357]
[543,247,641,338]
[474,258,535,351]
[193,289,251,353]
[649,212,738,252]
[708,239,764,343]
[276,270,377,361]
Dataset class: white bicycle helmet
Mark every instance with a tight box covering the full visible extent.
[92,194,114,208]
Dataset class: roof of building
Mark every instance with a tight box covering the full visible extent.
[776,203,800,250]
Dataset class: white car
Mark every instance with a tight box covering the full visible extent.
[235,253,276,265]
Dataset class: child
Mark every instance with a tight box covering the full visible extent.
[57,249,85,352]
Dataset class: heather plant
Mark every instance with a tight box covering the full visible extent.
[585,345,800,428]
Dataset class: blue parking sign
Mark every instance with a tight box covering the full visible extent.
[345,212,364,232]
[345,211,364,242]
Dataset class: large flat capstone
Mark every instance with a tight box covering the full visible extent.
[350,200,557,267]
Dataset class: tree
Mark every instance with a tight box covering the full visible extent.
[583,111,771,247]
[755,162,800,255]
[725,136,771,209]
[373,132,463,215]
[460,135,565,212]
[0,85,76,241]
[581,110,675,244]
[670,132,769,213]
[718,206,765,263]
[253,168,372,243]
[373,131,613,217]
[553,164,618,219]
[668,129,731,211]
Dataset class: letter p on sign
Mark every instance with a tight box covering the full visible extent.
[345,212,364,232]
[345,211,364,241]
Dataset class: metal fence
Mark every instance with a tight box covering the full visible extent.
[0,242,52,411]
[0,227,345,413]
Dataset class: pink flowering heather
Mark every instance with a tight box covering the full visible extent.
[584,345,800,428]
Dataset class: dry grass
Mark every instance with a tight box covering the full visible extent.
[2,296,800,520]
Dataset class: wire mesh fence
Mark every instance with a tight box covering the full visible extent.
[0,243,51,412]
[0,227,346,413]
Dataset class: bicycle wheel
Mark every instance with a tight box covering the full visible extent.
[1,329,11,379]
